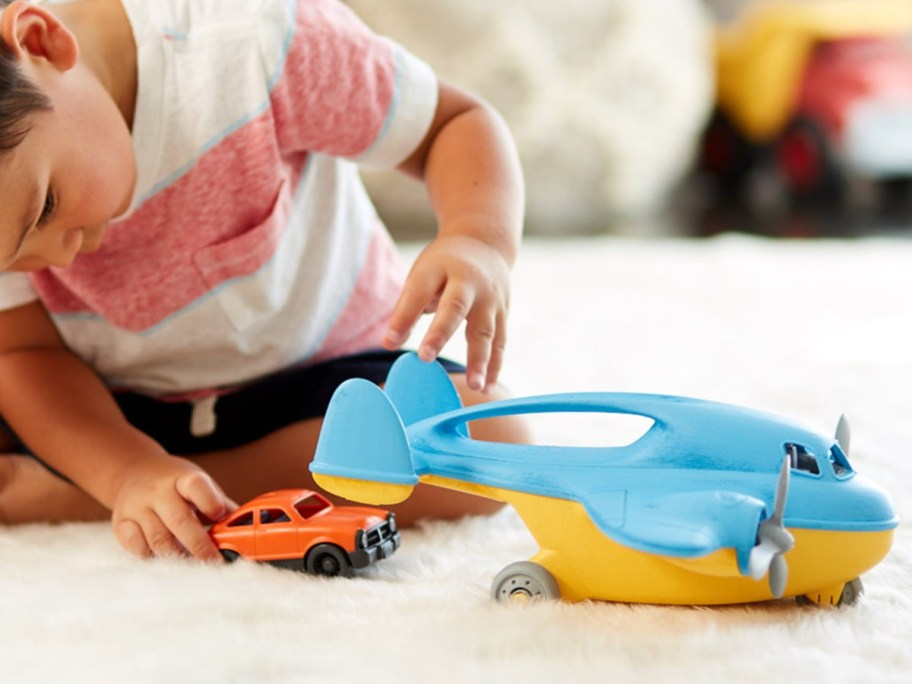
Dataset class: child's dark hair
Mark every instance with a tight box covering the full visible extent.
[0,0,53,153]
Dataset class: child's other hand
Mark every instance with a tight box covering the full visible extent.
[111,454,237,562]
[383,234,510,392]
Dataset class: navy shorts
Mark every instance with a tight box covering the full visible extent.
[2,350,464,458]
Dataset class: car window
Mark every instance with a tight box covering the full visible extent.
[294,493,330,519]
[259,508,291,524]
[227,511,254,528]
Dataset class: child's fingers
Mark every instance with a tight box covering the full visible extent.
[176,470,233,522]
[464,303,497,391]
[113,518,152,559]
[144,513,188,558]
[122,511,185,559]
[384,269,444,349]
[419,280,475,361]
[158,492,222,562]
[484,310,507,390]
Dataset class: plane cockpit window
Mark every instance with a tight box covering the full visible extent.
[786,443,820,476]
[828,445,854,479]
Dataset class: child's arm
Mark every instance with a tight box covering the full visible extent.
[0,301,234,560]
[383,80,524,393]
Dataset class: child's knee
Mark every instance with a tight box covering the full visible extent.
[448,373,533,445]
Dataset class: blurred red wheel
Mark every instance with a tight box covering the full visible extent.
[776,117,841,199]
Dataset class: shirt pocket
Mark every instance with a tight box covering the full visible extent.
[192,181,290,332]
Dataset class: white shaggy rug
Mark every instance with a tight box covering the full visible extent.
[4,236,911,683]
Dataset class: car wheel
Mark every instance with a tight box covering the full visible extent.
[490,561,561,604]
[220,550,240,563]
[775,116,842,200]
[305,544,352,578]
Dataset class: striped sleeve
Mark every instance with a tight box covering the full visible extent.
[261,0,438,168]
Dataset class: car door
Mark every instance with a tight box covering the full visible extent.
[254,507,299,560]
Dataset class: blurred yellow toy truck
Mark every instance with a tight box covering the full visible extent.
[701,0,912,201]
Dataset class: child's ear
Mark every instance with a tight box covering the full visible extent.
[0,0,78,71]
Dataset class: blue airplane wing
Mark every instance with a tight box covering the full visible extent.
[583,489,767,574]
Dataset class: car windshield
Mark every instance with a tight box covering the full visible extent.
[227,511,254,528]
[294,493,330,519]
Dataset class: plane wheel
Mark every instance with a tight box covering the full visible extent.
[796,577,865,607]
[491,561,560,603]
[837,578,864,607]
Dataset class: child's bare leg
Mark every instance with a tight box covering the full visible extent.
[0,455,109,523]
[197,419,508,526]
[0,374,530,527]
[0,420,500,527]
[193,374,530,525]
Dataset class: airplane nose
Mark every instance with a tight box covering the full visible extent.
[785,473,898,530]
[846,474,899,530]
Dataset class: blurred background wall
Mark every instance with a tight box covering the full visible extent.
[349,0,912,239]
[348,0,714,238]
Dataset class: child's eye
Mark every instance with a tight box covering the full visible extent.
[37,190,56,227]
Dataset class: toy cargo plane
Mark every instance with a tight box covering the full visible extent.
[311,353,898,606]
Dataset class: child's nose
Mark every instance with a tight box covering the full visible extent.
[43,227,84,268]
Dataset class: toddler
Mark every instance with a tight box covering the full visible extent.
[0,0,526,561]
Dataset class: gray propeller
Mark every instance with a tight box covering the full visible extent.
[836,414,851,456]
[748,455,795,598]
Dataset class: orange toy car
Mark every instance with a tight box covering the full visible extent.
[209,489,400,576]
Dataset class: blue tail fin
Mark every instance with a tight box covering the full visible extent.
[384,352,464,427]
[310,378,417,491]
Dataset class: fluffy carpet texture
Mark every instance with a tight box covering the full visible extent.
[4,236,911,683]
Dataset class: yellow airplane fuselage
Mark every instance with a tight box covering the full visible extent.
[425,475,895,605]
[313,472,893,605]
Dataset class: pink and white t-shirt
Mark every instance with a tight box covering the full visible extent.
[0,0,438,396]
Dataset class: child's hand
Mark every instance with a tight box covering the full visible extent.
[384,234,510,392]
[110,454,236,561]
